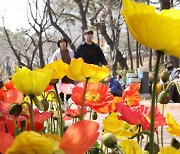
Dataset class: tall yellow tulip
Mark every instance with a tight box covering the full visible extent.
[122,0,180,57]
[44,59,68,80]
[66,58,109,82]
[12,67,52,96]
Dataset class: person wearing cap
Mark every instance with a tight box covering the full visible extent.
[74,29,108,66]
[51,37,74,108]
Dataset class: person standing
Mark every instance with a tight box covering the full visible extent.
[51,37,74,108]
[74,29,108,66]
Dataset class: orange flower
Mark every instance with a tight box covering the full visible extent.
[72,82,113,109]
[93,97,123,114]
[122,83,140,106]
[0,80,22,104]
[0,132,14,154]
[60,120,99,154]
[63,107,87,120]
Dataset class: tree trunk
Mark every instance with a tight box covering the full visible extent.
[149,49,153,71]
[136,41,139,69]
[138,44,143,66]
[127,28,133,70]
[38,31,45,68]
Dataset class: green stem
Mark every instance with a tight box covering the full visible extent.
[29,96,35,131]
[54,85,64,137]
[161,104,165,147]
[79,78,89,120]
[149,51,163,154]
[89,109,92,120]
[115,145,124,154]
[129,130,150,139]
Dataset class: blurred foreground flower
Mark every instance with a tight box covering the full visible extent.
[6,131,53,154]
[0,131,14,154]
[66,58,109,82]
[59,120,99,154]
[122,0,180,57]
[12,67,52,96]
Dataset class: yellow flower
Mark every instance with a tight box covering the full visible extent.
[122,0,180,58]
[44,59,68,80]
[66,58,109,82]
[12,67,52,96]
[159,147,180,154]
[166,113,180,136]
[103,113,136,138]
[6,131,53,154]
[119,139,142,154]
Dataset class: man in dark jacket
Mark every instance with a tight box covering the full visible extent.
[74,30,108,66]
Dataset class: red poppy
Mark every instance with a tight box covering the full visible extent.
[131,105,166,128]
[93,97,123,114]
[72,83,113,109]
[60,120,99,154]
[122,83,140,106]
[59,83,75,95]
[0,131,14,154]
[0,80,22,104]
[27,108,51,132]
[63,107,87,120]
[116,103,166,130]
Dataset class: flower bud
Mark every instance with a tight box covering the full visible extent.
[161,70,170,83]
[50,79,59,85]
[8,103,22,116]
[144,142,159,153]
[171,138,180,150]
[101,132,117,148]
[92,112,98,120]
[156,83,162,95]
[158,90,171,104]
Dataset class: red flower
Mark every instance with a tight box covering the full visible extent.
[122,83,140,106]
[0,80,22,104]
[27,108,51,132]
[0,102,28,135]
[63,107,87,120]
[60,120,99,154]
[72,82,113,109]
[116,103,166,130]
[0,131,14,154]
[131,105,166,128]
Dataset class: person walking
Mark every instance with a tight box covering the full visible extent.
[74,29,108,66]
[51,37,74,108]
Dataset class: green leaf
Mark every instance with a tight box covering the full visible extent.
[41,99,49,111]
[32,96,44,111]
